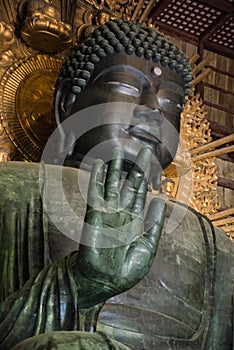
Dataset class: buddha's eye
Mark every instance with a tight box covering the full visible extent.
[157,89,183,114]
[177,103,182,110]
[107,81,141,97]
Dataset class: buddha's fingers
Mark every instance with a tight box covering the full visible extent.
[82,160,105,243]
[131,177,148,216]
[104,147,124,203]
[120,146,152,211]
[87,159,105,209]
[143,197,166,254]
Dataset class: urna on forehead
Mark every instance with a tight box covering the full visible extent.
[57,19,192,96]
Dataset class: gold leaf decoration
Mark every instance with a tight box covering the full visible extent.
[177,94,219,216]
[0,54,63,161]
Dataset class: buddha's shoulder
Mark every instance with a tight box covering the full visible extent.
[161,197,233,257]
[162,198,216,254]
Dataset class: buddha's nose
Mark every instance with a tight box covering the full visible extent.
[140,86,159,110]
[133,87,163,124]
[133,105,163,125]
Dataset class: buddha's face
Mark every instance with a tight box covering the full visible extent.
[57,54,185,175]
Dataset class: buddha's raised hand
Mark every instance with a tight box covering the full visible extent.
[77,147,166,308]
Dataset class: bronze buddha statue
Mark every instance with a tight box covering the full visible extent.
[0,20,233,350]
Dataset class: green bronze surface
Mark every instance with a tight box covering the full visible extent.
[0,19,233,350]
[12,331,131,350]
[0,161,233,349]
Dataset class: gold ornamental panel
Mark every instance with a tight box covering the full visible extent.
[163,94,219,217]
[20,18,72,53]
[19,0,73,53]
[0,55,63,162]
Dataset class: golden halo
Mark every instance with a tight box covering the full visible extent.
[0,54,63,161]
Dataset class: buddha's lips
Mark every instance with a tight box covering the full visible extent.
[126,124,161,143]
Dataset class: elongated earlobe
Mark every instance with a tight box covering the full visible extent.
[55,78,77,126]
[54,78,77,159]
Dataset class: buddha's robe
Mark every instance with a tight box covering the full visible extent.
[0,162,233,350]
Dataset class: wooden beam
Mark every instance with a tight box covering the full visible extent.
[203,82,234,97]
[199,12,234,59]
[203,41,234,60]
[200,13,231,43]
[132,0,148,21]
[217,154,234,162]
[209,208,234,220]
[191,145,234,161]
[153,23,198,45]
[213,217,234,227]
[209,66,234,78]
[196,0,234,13]
[209,121,234,139]
[190,134,234,158]
[220,225,234,234]
[150,0,173,21]
[218,177,234,190]
[196,41,205,97]
[204,100,234,115]
[140,0,159,23]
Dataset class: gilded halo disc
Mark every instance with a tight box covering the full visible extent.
[0,55,63,161]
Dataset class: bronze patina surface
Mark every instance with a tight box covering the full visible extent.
[0,19,233,350]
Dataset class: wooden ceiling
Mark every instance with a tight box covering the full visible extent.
[149,0,234,59]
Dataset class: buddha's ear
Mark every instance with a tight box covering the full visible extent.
[54,78,77,157]
[54,78,77,126]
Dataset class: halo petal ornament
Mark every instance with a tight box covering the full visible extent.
[0,54,63,161]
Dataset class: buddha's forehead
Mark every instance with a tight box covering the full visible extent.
[86,53,185,90]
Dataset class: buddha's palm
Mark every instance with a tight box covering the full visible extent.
[77,147,166,307]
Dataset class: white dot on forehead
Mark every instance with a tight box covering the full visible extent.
[153,67,162,77]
